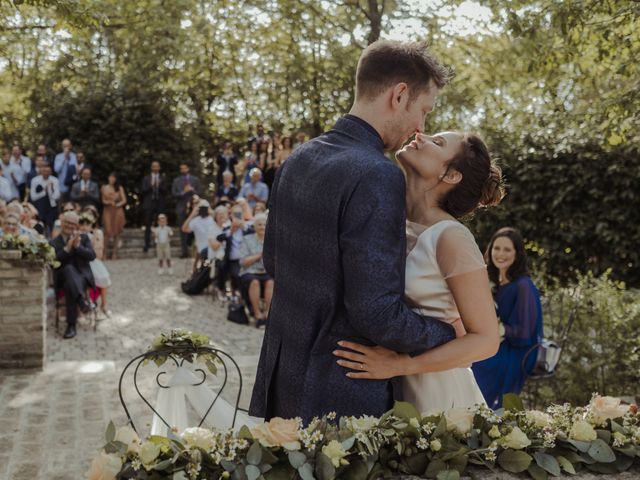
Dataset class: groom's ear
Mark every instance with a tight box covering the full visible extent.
[390,82,409,109]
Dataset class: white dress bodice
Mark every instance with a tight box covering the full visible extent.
[402,220,488,413]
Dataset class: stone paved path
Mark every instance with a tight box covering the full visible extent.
[0,258,265,479]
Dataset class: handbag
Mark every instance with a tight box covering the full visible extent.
[524,339,562,378]
[181,263,211,295]
[227,295,248,325]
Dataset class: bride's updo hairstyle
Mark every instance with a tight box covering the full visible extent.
[440,134,505,218]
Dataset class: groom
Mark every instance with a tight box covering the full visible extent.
[249,40,455,423]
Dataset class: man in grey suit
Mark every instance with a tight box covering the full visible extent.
[70,167,100,210]
[249,40,454,423]
[171,162,201,257]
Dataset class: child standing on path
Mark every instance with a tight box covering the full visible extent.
[154,213,173,275]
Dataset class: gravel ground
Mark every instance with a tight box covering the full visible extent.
[0,258,265,479]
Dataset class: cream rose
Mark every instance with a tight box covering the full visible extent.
[500,427,531,450]
[139,441,161,467]
[445,408,474,436]
[322,440,349,468]
[181,427,216,452]
[589,396,628,426]
[251,417,300,449]
[569,420,597,442]
[86,451,122,480]
[525,410,553,428]
[114,425,140,454]
[488,425,501,439]
[429,439,442,452]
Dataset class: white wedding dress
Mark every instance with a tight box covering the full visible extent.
[402,220,487,413]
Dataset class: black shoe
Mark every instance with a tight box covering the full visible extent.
[63,325,76,339]
[256,319,267,329]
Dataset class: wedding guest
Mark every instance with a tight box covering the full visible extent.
[0,199,6,223]
[242,142,260,184]
[1,149,22,201]
[70,167,100,210]
[10,143,32,200]
[54,138,77,201]
[80,212,111,316]
[140,161,168,252]
[239,168,269,209]
[208,205,228,296]
[0,212,20,236]
[51,202,79,239]
[64,149,90,192]
[248,123,269,148]
[262,141,278,192]
[0,163,13,202]
[215,171,239,204]
[293,130,307,150]
[216,142,238,187]
[6,201,38,238]
[35,144,52,165]
[29,161,60,235]
[50,211,96,339]
[217,203,249,297]
[182,199,215,261]
[26,154,45,194]
[239,213,272,329]
[101,172,127,260]
[472,227,544,409]
[153,213,173,275]
[171,162,202,258]
[275,135,293,166]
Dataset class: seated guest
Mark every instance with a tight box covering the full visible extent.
[0,212,20,236]
[239,168,269,209]
[51,202,79,239]
[215,171,239,204]
[472,227,544,409]
[217,204,250,297]
[50,211,97,339]
[21,202,45,236]
[5,201,38,238]
[30,161,60,235]
[238,213,272,329]
[80,212,111,317]
[70,167,100,210]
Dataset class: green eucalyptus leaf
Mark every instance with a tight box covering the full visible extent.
[425,459,447,479]
[341,436,355,450]
[498,450,532,473]
[105,421,116,443]
[340,458,368,480]
[586,462,619,474]
[403,452,429,476]
[298,463,315,480]
[614,454,634,472]
[315,453,335,480]
[436,470,460,480]
[533,452,561,476]
[556,455,577,474]
[527,463,548,480]
[288,451,306,469]
[391,401,421,421]
[247,441,263,465]
[588,438,616,463]
[246,464,261,480]
[596,429,611,443]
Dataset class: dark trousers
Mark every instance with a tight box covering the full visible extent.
[217,259,240,291]
[143,206,163,250]
[60,264,89,326]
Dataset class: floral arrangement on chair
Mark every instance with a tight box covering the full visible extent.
[89,394,639,480]
[0,233,59,268]
[145,329,222,375]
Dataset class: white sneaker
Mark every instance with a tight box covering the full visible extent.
[158,268,164,275]
[167,267,174,275]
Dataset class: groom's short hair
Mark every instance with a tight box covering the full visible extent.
[355,40,450,102]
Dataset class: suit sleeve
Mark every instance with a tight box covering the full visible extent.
[340,162,455,353]
[76,234,96,262]
[263,167,281,277]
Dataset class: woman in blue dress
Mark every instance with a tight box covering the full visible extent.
[472,227,543,409]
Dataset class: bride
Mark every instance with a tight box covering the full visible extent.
[334,131,504,412]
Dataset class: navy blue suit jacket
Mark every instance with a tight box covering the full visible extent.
[248,116,455,423]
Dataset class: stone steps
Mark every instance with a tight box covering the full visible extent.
[106,228,185,259]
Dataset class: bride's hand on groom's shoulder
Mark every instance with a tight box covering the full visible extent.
[333,341,408,380]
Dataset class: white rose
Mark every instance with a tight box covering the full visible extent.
[525,410,553,428]
[569,420,597,442]
[251,418,300,449]
[445,408,474,436]
[114,425,140,454]
[139,441,161,467]
[86,451,122,480]
[181,427,216,452]
[409,418,420,429]
[429,439,442,452]
[348,416,379,433]
[500,427,532,450]
[589,396,628,426]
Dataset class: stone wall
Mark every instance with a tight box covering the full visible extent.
[0,250,46,369]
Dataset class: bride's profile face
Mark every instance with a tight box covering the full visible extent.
[396,131,464,181]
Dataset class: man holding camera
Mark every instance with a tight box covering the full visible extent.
[171,162,202,258]
[50,211,96,339]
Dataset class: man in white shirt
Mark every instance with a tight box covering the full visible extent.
[10,144,32,199]
[1,149,21,201]
[54,138,77,200]
[182,199,216,257]
[30,161,60,234]
[239,168,269,209]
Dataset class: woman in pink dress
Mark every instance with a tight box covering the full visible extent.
[101,172,126,259]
